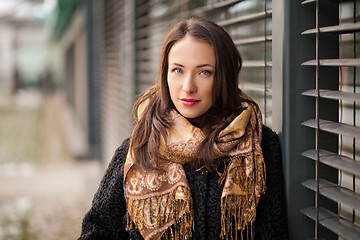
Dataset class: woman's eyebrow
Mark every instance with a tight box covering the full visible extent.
[171,63,184,67]
[196,64,214,68]
[170,63,214,68]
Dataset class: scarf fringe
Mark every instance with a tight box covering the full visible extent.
[219,155,266,240]
[220,195,256,240]
[126,186,194,240]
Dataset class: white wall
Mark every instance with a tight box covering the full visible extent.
[0,23,16,95]
[0,21,51,92]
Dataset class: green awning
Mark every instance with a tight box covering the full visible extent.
[52,0,80,39]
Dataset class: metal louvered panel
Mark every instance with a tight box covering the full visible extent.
[242,61,272,68]
[302,0,316,3]
[102,0,123,163]
[101,0,135,164]
[302,179,360,211]
[134,0,150,94]
[301,207,360,240]
[302,23,360,34]
[302,149,360,177]
[233,35,272,45]
[217,10,272,27]
[301,0,359,238]
[88,0,104,157]
[302,89,360,103]
[149,1,188,20]
[302,58,360,66]
[239,82,272,92]
[303,0,355,3]
[302,119,360,138]
[306,239,327,240]
[191,0,241,15]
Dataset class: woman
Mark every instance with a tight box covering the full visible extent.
[79,18,278,240]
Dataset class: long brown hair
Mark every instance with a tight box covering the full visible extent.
[130,18,251,170]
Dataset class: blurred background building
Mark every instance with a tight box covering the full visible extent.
[0,0,359,240]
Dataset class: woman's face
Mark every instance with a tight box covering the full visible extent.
[167,35,215,119]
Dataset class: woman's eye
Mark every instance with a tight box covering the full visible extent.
[199,70,211,76]
[172,68,182,74]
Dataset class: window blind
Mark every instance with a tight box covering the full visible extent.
[301,0,360,239]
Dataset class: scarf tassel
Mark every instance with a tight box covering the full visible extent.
[220,194,257,240]
[219,155,266,240]
[126,186,194,240]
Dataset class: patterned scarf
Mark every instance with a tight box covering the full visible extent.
[124,97,266,240]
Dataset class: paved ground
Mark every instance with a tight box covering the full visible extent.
[0,91,102,240]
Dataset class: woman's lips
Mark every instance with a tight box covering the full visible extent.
[180,98,200,106]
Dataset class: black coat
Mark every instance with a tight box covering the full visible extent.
[78,126,289,240]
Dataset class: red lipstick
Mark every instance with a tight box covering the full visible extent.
[180,98,200,106]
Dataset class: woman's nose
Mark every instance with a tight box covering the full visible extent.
[182,74,197,94]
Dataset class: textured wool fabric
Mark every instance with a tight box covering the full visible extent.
[78,125,288,240]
